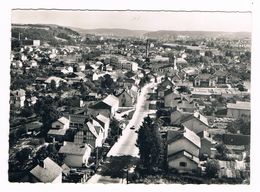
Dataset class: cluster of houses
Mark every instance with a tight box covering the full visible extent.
[10,30,251,183]
[148,70,250,179]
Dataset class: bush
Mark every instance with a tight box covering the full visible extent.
[205,160,219,178]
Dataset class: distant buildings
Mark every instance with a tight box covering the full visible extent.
[227,101,250,119]
[10,89,26,108]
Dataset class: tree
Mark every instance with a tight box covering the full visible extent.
[50,80,56,91]
[109,118,122,139]
[136,116,163,171]
[205,160,219,178]
[21,106,34,117]
[16,147,32,164]
[227,118,250,135]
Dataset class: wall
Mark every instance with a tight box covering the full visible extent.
[168,156,198,172]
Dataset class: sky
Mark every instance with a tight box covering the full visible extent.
[11,10,252,32]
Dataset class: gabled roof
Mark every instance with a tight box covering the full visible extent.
[194,73,214,80]
[59,142,91,155]
[48,129,67,136]
[11,89,26,97]
[167,127,201,148]
[30,157,62,183]
[227,101,250,110]
[57,117,70,125]
[193,112,209,126]
[44,76,66,84]
[103,94,119,108]
[96,113,110,125]
[167,150,200,164]
[86,121,98,138]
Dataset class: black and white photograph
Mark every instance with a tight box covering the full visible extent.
[1,0,259,190]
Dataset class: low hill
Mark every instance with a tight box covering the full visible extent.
[11,24,80,45]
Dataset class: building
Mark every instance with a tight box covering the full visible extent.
[30,157,63,183]
[44,76,67,88]
[167,127,201,173]
[47,117,70,142]
[170,108,209,134]
[58,142,92,168]
[115,89,134,107]
[194,73,216,87]
[73,120,104,148]
[227,101,250,119]
[89,94,119,117]
[10,89,26,108]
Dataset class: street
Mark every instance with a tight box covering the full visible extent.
[86,82,155,183]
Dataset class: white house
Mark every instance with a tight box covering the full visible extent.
[44,76,67,88]
[58,142,92,168]
[227,101,250,120]
[52,117,70,130]
[167,127,201,173]
[10,89,26,108]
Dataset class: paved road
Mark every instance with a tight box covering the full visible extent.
[86,82,155,184]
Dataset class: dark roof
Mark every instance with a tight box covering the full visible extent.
[195,73,214,80]
[223,134,250,146]
[167,127,201,148]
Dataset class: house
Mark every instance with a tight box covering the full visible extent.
[194,73,216,87]
[73,119,104,148]
[89,95,119,117]
[52,117,70,130]
[164,90,182,108]
[30,157,63,183]
[213,70,232,84]
[115,89,134,107]
[44,76,67,88]
[10,89,26,108]
[170,108,209,134]
[58,142,92,168]
[47,117,70,142]
[26,96,38,106]
[120,60,138,71]
[227,101,250,120]
[167,127,201,173]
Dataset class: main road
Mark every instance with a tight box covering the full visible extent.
[86,81,156,184]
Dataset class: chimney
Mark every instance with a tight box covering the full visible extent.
[39,159,45,168]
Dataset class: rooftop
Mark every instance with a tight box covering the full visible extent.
[59,142,91,155]
[227,101,250,110]
[30,157,62,183]
[167,127,201,148]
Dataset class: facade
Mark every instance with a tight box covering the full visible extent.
[74,120,104,148]
[58,142,92,168]
[194,73,216,87]
[115,89,134,107]
[227,101,250,119]
[10,89,26,108]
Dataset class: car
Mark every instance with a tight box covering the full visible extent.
[130,126,135,130]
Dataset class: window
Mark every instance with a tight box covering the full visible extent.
[179,162,187,167]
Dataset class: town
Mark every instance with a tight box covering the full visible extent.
[9,23,251,184]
